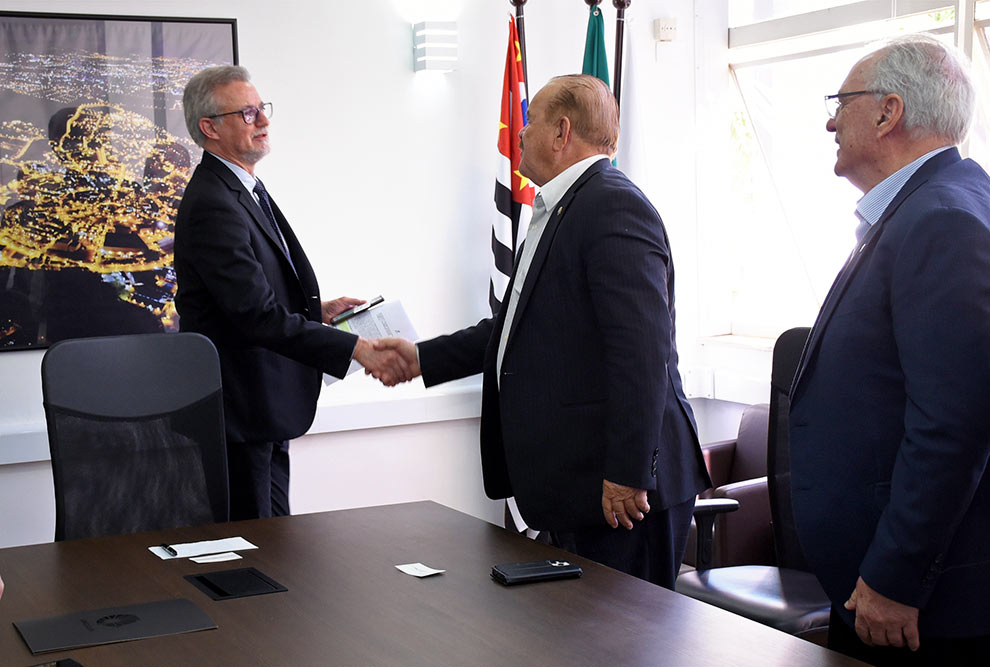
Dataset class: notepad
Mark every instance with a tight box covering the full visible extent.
[185,567,287,601]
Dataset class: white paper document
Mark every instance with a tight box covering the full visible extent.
[324,300,419,386]
[395,562,446,578]
[190,552,243,564]
[149,536,258,560]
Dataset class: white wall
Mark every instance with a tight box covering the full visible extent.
[0,0,749,548]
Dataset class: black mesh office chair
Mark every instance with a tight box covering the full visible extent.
[42,332,229,541]
[676,328,831,644]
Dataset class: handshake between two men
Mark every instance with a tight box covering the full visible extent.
[358,338,419,387]
[321,297,418,387]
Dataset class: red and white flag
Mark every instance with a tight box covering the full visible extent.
[489,15,535,315]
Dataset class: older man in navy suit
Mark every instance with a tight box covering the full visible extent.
[790,35,990,664]
[175,66,409,520]
[377,74,710,588]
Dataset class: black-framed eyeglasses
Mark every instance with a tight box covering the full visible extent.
[824,91,881,119]
[207,102,273,125]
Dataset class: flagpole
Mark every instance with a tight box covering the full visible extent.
[612,0,631,109]
[510,0,529,99]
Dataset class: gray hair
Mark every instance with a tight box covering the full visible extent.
[867,34,975,143]
[183,65,252,147]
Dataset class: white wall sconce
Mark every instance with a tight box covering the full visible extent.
[413,21,458,72]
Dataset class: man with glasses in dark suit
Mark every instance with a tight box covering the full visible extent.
[791,36,990,665]
[175,66,410,520]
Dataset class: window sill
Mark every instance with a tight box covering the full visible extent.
[683,334,775,405]
[0,375,483,467]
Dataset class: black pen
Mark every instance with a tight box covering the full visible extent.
[160,543,178,557]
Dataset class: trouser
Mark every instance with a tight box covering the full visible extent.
[225,439,290,520]
[551,494,695,589]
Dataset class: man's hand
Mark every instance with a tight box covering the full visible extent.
[322,296,365,324]
[845,576,920,651]
[601,479,650,530]
[372,338,421,380]
[352,337,412,386]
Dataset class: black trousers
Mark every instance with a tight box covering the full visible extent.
[551,495,695,589]
[226,439,290,520]
[828,607,990,666]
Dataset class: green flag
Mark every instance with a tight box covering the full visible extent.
[583,5,615,164]
[582,5,610,86]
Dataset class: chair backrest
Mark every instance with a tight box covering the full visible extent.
[767,327,811,570]
[730,403,770,482]
[42,332,228,541]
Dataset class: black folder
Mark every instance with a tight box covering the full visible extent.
[14,598,216,654]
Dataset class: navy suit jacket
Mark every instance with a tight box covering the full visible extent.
[174,152,356,443]
[419,159,710,531]
[790,148,990,637]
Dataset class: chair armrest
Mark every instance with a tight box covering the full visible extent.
[700,439,737,495]
[691,498,739,570]
[694,498,740,517]
[714,476,774,567]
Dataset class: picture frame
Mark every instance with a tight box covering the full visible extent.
[0,11,237,349]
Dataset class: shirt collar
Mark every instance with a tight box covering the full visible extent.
[209,151,259,194]
[536,154,610,213]
[855,146,952,228]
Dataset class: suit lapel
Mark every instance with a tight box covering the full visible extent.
[199,153,318,321]
[791,148,962,395]
[502,160,606,353]
[202,153,295,266]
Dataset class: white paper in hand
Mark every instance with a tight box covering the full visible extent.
[324,300,419,385]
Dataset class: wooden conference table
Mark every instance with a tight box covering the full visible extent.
[0,501,862,666]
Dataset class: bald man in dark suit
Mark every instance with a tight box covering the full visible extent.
[378,75,710,588]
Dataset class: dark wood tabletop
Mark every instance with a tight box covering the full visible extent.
[0,501,863,666]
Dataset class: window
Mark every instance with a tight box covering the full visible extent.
[712,1,990,339]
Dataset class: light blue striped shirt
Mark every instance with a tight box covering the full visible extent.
[855,146,953,232]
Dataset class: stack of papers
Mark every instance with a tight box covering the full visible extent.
[149,537,257,563]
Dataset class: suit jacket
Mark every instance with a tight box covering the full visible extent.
[790,148,990,637]
[174,152,356,443]
[419,159,710,531]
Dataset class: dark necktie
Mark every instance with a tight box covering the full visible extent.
[252,178,297,276]
[253,179,289,254]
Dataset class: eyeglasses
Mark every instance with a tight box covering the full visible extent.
[824,90,881,119]
[207,102,273,125]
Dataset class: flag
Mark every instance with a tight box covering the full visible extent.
[583,4,616,166]
[616,20,640,179]
[489,15,535,315]
[582,4,610,86]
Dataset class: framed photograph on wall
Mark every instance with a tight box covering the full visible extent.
[0,12,237,350]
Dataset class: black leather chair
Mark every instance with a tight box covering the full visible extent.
[683,403,774,570]
[42,332,229,541]
[676,328,831,644]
